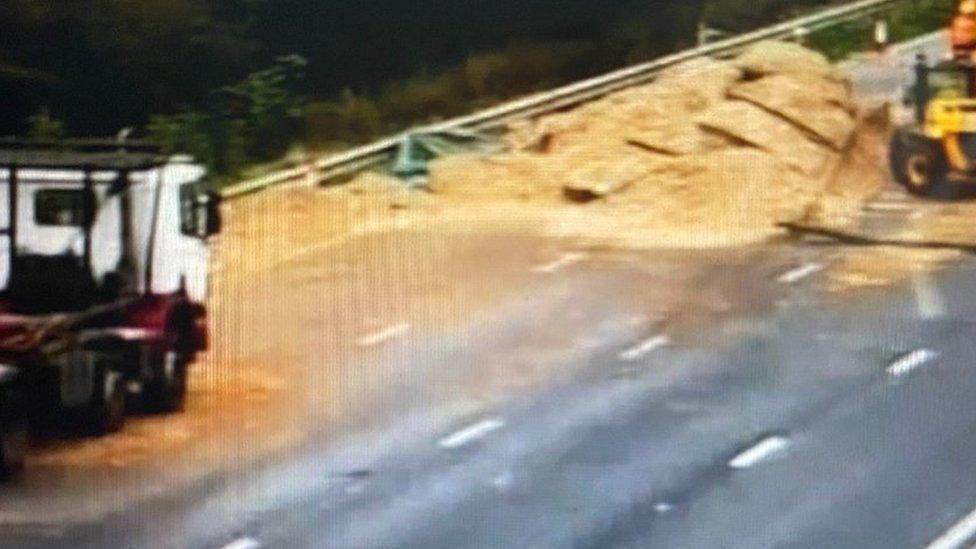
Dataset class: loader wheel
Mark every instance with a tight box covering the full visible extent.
[890,133,947,196]
[143,350,189,413]
[0,419,27,480]
[84,366,126,436]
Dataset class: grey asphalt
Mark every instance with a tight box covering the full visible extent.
[5,244,976,549]
[224,256,976,549]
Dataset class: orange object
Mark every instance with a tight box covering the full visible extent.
[951,13,976,59]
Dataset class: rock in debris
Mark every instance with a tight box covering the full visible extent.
[734,40,836,80]
[728,73,857,150]
[696,100,834,177]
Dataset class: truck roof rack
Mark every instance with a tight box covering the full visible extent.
[0,139,170,171]
[0,138,162,154]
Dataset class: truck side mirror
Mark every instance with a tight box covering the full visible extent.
[197,190,222,238]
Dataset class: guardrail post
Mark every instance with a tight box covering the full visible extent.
[697,23,728,47]
[791,26,811,45]
[873,19,890,52]
[305,161,316,187]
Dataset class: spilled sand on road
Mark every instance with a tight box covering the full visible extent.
[417,40,885,250]
[315,41,903,253]
[14,182,597,521]
[825,246,963,293]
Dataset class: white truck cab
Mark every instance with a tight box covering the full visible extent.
[0,144,219,311]
[0,142,221,454]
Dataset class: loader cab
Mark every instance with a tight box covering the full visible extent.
[907,57,976,127]
[0,142,221,314]
[890,57,976,196]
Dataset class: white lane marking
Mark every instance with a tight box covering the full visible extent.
[532,252,588,274]
[241,219,419,276]
[654,502,674,513]
[257,234,352,274]
[492,470,514,492]
[864,201,914,213]
[356,323,411,347]
[618,335,670,362]
[925,506,976,549]
[438,418,505,449]
[776,263,824,284]
[887,348,939,378]
[913,273,947,319]
[728,436,792,469]
[220,538,262,549]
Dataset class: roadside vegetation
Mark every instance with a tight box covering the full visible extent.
[808,0,954,59]
[1,0,954,183]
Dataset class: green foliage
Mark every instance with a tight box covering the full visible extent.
[305,91,383,148]
[0,0,256,135]
[703,0,828,32]
[147,56,305,180]
[148,112,215,166]
[26,107,65,141]
[217,55,307,160]
[304,41,607,146]
[808,0,954,60]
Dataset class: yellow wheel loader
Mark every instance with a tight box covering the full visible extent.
[890,56,976,196]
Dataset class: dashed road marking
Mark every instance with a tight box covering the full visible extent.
[913,273,947,319]
[618,335,670,362]
[728,436,792,469]
[532,252,588,274]
[878,190,912,200]
[439,418,505,449]
[864,201,915,213]
[925,505,976,549]
[356,323,411,347]
[776,263,824,285]
[256,234,353,274]
[887,348,939,378]
[220,537,262,549]
[235,219,419,276]
[492,470,514,492]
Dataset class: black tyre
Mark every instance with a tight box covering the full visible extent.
[84,366,126,436]
[890,131,948,196]
[0,419,27,480]
[143,350,189,413]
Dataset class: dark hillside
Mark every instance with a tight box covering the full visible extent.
[0,0,843,170]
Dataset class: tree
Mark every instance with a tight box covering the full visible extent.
[217,55,307,160]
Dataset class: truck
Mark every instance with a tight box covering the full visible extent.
[0,140,220,478]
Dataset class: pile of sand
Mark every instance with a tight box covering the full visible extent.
[424,40,886,248]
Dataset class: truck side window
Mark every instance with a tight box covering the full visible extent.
[179,183,197,236]
[35,189,88,227]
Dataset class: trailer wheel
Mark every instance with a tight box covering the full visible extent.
[84,366,126,436]
[144,351,189,413]
[0,419,27,480]
[890,131,947,196]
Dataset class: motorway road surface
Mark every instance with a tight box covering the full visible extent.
[6,31,976,549]
[6,240,976,549]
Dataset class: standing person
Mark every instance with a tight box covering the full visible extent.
[951,0,976,61]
